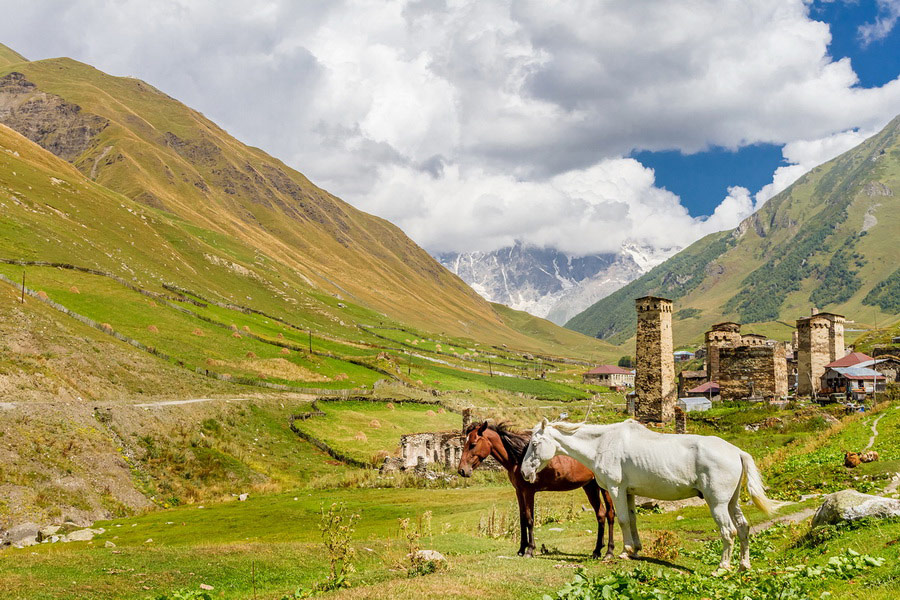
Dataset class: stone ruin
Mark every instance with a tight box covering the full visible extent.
[380,408,473,473]
[705,322,742,382]
[634,296,676,423]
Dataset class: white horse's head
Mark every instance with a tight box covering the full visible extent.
[522,418,567,483]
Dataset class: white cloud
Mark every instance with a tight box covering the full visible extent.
[0,0,898,256]
[859,0,900,45]
[754,127,881,206]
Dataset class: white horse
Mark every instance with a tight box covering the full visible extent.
[521,418,773,571]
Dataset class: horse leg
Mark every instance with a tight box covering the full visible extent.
[709,500,737,571]
[515,487,529,557]
[522,488,536,557]
[609,488,635,559]
[582,480,606,559]
[603,487,616,559]
[729,490,751,571]
[626,493,641,554]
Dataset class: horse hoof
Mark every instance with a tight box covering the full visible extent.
[738,562,751,572]
[713,566,732,577]
[603,553,616,562]
[618,552,631,560]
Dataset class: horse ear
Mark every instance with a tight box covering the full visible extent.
[540,417,549,431]
[477,421,488,435]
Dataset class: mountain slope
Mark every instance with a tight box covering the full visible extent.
[567,115,900,346]
[0,45,612,358]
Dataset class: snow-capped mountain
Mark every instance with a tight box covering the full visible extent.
[436,242,679,325]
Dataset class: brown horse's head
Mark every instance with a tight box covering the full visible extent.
[457,421,492,477]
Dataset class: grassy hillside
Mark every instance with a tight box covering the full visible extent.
[0,45,613,359]
[568,115,900,347]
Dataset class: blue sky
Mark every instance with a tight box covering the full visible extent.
[636,0,900,218]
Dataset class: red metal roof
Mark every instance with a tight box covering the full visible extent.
[825,352,874,368]
[688,381,720,393]
[585,365,633,375]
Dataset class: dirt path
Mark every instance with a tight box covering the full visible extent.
[863,411,886,451]
[133,397,252,408]
[750,506,818,535]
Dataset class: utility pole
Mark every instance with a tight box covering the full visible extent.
[20,270,25,304]
[308,330,312,353]
[488,358,493,377]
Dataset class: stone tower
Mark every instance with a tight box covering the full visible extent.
[797,314,830,396]
[705,322,742,382]
[635,296,676,423]
[819,312,845,362]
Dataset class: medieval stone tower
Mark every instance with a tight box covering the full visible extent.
[635,296,676,423]
[796,314,831,396]
[705,322,742,382]
[820,312,845,362]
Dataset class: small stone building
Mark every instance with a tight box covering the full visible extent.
[718,343,788,401]
[583,365,635,388]
[705,322,742,382]
[678,370,707,396]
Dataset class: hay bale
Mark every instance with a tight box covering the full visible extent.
[205,358,217,366]
[280,347,291,355]
[334,373,349,381]
[354,432,368,442]
[242,325,251,333]
[230,324,238,331]
[246,351,257,359]
[277,332,284,339]
[101,322,113,331]
[69,285,80,294]
[438,407,445,414]
[426,410,436,416]
[386,402,395,410]
[232,332,242,338]
[369,419,381,429]
[192,328,205,336]
[36,290,49,300]
[147,325,159,333]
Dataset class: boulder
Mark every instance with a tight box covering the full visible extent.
[64,528,101,542]
[38,525,61,541]
[414,549,447,563]
[811,489,900,527]
[3,522,39,546]
[105,541,116,548]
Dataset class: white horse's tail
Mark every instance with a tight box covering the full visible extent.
[740,451,774,515]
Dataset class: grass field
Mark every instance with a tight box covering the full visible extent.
[4,400,899,599]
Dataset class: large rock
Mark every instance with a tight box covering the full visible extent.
[413,549,447,563]
[63,527,104,542]
[3,522,39,546]
[811,489,900,527]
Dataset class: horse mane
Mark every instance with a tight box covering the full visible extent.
[547,420,584,434]
[465,421,532,465]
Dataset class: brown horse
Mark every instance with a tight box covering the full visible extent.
[457,421,615,559]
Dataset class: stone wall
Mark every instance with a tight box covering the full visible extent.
[635,296,675,423]
[820,313,845,362]
[797,314,832,396]
[705,322,742,381]
[399,431,463,469]
[718,344,788,400]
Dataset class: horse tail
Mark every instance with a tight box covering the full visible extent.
[740,451,774,515]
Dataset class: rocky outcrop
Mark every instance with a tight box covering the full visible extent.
[811,489,900,527]
[0,72,108,161]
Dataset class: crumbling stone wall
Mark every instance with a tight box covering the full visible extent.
[399,431,462,469]
[797,314,831,396]
[718,344,787,400]
[705,322,742,382]
[635,296,675,423]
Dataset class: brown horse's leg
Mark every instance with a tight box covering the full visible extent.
[515,487,529,556]
[602,487,616,559]
[522,488,536,557]
[582,480,606,559]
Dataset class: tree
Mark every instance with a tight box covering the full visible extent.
[618,355,633,368]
